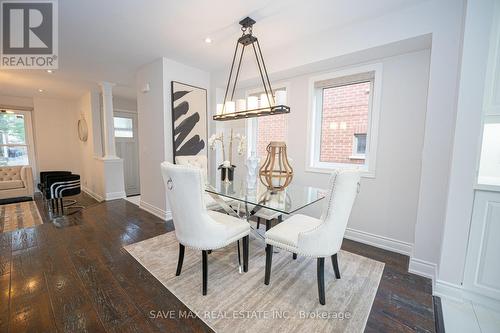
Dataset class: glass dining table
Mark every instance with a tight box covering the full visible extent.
[205,178,326,272]
[205,179,326,217]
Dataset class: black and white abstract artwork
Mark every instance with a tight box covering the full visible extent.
[171,81,208,160]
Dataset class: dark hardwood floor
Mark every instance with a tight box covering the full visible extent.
[0,196,435,332]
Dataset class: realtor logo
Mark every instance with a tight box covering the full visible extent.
[1,0,58,69]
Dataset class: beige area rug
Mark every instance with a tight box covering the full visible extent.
[125,231,384,332]
[0,201,43,233]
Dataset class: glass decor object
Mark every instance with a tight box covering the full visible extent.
[246,151,260,189]
[259,141,293,191]
[213,17,290,121]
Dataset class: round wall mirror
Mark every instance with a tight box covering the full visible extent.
[78,118,88,142]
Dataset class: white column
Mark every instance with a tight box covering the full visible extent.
[99,81,117,159]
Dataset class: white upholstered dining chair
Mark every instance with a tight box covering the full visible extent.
[160,162,250,295]
[264,170,361,305]
[175,155,232,210]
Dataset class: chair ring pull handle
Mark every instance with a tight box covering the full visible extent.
[167,178,174,190]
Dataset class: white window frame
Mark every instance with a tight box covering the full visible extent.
[474,6,500,192]
[306,63,382,178]
[245,82,290,158]
[0,109,37,188]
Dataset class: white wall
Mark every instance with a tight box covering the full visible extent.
[137,58,167,215]
[239,50,429,252]
[410,1,466,281]
[77,90,105,199]
[0,95,33,109]
[344,50,429,248]
[212,0,466,280]
[136,57,210,218]
[437,0,498,290]
[0,94,83,185]
[114,96,137,111]
[1,91,134,201]
[32,97,81,177]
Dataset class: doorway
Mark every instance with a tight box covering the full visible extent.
[114,110,140,196]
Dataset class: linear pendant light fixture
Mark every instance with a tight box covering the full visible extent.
[213,17,290,121]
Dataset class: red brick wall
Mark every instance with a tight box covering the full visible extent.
[256,114,288,160]
[320,81,370,164]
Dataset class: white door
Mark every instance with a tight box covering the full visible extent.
[114,111,140,196]
[463,191,500,302]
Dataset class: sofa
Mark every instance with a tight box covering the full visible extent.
[0,166,34,200]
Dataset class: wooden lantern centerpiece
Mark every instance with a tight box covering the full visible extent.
[259,141,293,191]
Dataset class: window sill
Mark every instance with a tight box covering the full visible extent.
[349,155,366,160]
[474,183,500,192]
[305,165,375,178]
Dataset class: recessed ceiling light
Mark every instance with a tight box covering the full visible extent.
[46,69,53,73]
[204,37,212,44]
[38,89,44,93]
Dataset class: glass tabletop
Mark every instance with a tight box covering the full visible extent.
[205,178,326,215]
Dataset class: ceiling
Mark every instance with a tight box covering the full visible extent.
[0,0,423,100]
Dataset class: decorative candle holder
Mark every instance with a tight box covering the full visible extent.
[259,141,293,191]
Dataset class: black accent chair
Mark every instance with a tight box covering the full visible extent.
[45,174,83,217]
[38,171,72,195]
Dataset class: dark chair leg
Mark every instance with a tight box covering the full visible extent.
[176,244,185,276]
[265,244,273,285]
[256,217,260,229]
[202,250,208,295]
[317,258,325,305]
[331,253,341,279]
[266,219,271,231]
[237,240,241,268]
[293,253,297,260]
[242,235,249,272]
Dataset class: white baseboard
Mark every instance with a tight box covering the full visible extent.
[105,191,126,201]
[434,280,464,301]
[82,187,125,202]
[409,257,437,283]
[139,199,172,221]
[344,227,413,256]
[435,280,500,312]
[82,186,104,202]
[343,228,438,283]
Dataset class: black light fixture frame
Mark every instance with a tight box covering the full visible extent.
[214,17,290,121]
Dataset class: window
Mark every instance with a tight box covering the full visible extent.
[114,117,133,138]
[476,17,500,188]
[353,133,367,157]
[246,87,288,160]
[0,110,34,166]
[309,65,381,176]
